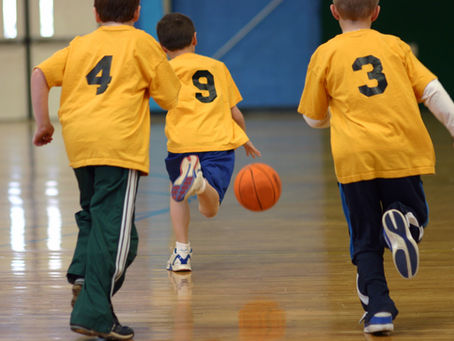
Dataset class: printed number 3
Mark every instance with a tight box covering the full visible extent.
[352,55,388,97]
[192,70,217,103]
[86,55,113,95]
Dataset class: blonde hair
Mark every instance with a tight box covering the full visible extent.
[333,0,379,20]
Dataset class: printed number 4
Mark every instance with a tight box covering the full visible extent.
[352,55,388,97]
[86,55,113,95]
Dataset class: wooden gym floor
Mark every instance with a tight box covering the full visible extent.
[0,111,453,340]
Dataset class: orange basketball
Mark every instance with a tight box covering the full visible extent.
[234,163,281,211]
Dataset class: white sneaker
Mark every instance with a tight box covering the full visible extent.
[166,248,192,272]
[171,155,204,202]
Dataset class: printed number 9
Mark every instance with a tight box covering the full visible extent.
[352,55,388,97]
[192,70,217,103]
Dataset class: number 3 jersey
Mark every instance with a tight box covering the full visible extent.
[165,52,249,153]
[36,25,180,175]
[298,29,437,184]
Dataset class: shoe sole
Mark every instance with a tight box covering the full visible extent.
[171,155,200,202]
[364,323,394,334]
[71,325,134,341]
[382,209,419,279]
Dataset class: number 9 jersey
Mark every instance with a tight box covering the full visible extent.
[36,25,180,175]
[165,53,249,153]
[298,29,437,184]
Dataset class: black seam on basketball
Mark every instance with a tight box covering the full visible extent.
[250,167,263,210]
[255,165,276,203]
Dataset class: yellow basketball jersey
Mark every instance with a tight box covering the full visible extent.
[37,25,180,174]
[165,53,249,153]
[298,29,437,184]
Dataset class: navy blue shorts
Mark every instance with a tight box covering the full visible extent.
[165,150,235,203]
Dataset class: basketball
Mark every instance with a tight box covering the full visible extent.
[234,163,281,211]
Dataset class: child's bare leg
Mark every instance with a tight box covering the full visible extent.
[170,195,190,243]
[197,180,219,218]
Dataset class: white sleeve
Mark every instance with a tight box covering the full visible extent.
[303,109,331,129]
[422,79,454,137]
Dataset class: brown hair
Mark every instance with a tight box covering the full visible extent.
[156,13,195,51]
[333,0,379,20]
[94,0,140,23]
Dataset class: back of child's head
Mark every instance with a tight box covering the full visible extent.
[156,13,195,51]
[94,0,140,23]
[333,0,379,20]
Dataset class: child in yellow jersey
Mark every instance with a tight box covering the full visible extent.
[31,0,180,339]
[298,0,454,335]
[156,13,261,272]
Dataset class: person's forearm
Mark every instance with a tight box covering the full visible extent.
[231,105,247,132]
[422,79,454,137]
[31,68,51,126]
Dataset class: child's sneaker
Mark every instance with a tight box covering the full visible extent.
[71,278,84,307]
[361,312,394,335]
[171,155,204,202]
[382,209,419,279]
[167,248,192,272]
[70,321,134,340]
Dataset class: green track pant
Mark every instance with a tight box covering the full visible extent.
[67,166,139,333]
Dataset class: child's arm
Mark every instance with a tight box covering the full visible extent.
[422,79,454,144]
[31,68,54,146]
[231,105,261,158]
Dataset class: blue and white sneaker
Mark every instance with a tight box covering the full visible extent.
[171,155,204,202]
[361,312,394,334]
[167,248,192,272]
[382,209,419,279]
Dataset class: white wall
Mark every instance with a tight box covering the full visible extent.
[0,0,97,120]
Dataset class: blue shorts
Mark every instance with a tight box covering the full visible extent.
[165,150,235,203]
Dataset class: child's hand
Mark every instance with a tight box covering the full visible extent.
[33,123,54,146]
[243,141,261,158]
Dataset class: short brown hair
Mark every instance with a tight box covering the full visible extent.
[156,13,195,51]
[94,0,140,23]
[333,0,379,20]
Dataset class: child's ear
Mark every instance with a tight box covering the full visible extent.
[192,32,198,47]
[93,7,102,23]
[133,5,141,22]
[330,4,341,20]
[160,44,169,54]
[371,5,380,23]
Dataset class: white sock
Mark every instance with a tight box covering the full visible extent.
[196,178,207,194]
[176,241,190,253]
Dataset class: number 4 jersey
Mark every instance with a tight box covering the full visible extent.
[165,52,249,153]
[298,29,437,184]
[36,25,180,175]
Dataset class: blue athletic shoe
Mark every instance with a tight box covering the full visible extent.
[362,312,394,334]
[171,155,204,202]
[382,209,419,279]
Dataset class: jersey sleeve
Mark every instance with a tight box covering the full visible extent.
[35,46,70,88]
[297,51,329,120]
[402,41,437,102]
[149,59,181,110]
[223,63,243,107]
